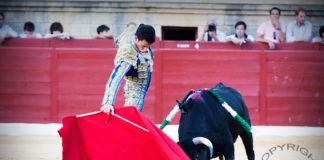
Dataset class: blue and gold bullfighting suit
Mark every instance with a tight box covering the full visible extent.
[102,27,153,111]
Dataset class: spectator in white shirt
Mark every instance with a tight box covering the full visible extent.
[19,21,42,39]
[0,12,18,44]
[197,18,226,42]
[226,21,254,45]
[286,8,312,43]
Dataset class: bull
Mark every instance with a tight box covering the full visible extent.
[177,83,255,160]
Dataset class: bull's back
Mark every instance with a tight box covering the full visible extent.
[209,83,246,115]
[210,83,251,137]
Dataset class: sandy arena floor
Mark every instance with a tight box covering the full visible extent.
[0,134,323,160]
[0,124,323,160]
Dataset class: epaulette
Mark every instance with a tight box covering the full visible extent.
[115,26,137,49]
[114,45,137,67]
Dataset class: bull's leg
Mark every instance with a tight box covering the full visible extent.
[240,131,255,160]
[222,138,234,160]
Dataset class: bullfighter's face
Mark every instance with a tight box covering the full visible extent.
[134,35,152,53]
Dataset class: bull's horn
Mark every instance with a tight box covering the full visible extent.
[192,137,213,158]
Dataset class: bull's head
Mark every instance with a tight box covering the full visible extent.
[191,137,213,160]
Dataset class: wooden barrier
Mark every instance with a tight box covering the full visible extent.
[265,50,324,126]
[0,38,115,48]
[0,47,53,123]
[156,49,261,125]
[159,40,322,50]
[0,37,161,49]
[0,39,323,126]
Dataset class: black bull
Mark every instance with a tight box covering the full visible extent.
[178,83,255,160]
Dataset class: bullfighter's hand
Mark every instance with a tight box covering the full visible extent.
[100,104,114,114]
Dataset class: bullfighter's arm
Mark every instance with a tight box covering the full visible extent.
[102,61,132,106]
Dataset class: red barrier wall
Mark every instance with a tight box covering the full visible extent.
[0,38,115,48]
[0,39,323,126]
[154,49,261,125]
[265,50,324,126]
[0,47,53,123]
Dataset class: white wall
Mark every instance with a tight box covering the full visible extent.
[1,0,324,39]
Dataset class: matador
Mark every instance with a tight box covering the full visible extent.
[101,24,156,112]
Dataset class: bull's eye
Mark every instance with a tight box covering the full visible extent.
[180,105,188,113]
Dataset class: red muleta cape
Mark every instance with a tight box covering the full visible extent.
[58,106,189,160]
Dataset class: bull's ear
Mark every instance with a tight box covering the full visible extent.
[181,100,192,114]
[181,104,188,114]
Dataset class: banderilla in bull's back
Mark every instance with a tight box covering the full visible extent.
[160,88,252,133]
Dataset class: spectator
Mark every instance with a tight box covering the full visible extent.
[226,21,254,45]
[19,21,42,39]
[45,22,71,39]
[312,26,324,43]
[0,12,18,43]
[127,22,136,28]
[286,8,312,43]
[197,18,226,42]
[94,24,113,39]
[256,7,286,49]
